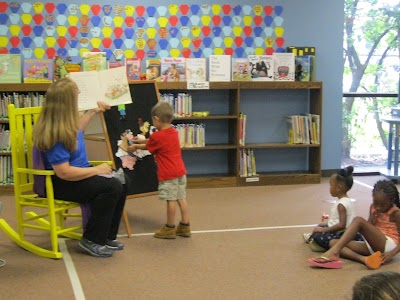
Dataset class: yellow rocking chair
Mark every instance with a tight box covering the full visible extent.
[0,104,113,259]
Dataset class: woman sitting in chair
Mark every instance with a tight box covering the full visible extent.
[33,77,127,258]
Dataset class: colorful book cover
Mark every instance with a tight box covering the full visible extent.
[161,57,185,82]
[54,56,81,81]
[232,58,251,81]
[295,56,313,81]
[109,61,124,69]
[81,52,107,72]
[209,55,231,82]
[23,59,54,83]
[125,58,141,81]
[248,55,274,81]
[145,59,161,81]
[273,53,295,81]
[0,54,21,83]
[185,58,206,82]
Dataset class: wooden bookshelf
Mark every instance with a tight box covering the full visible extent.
[0,81,322,192]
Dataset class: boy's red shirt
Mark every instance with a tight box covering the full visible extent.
[146,127,187,181]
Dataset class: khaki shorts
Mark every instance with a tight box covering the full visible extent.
[158,175,187,201]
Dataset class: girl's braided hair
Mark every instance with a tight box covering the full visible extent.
[373,180,400,208]
[335,166,354,191]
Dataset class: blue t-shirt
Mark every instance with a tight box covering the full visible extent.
[44,130,90,169]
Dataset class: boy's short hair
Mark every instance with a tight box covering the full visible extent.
[152,101,174,123]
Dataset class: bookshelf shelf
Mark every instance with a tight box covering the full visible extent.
[182,144,237,150]
[174,115,237,120]
[242,143,320,149]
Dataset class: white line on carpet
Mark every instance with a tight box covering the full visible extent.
[59,238,86,300]
[354,180,373,189]
[125,224,318,237]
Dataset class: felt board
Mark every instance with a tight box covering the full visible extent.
[102,82,159,197]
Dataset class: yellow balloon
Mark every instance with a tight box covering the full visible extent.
[21,14,32,25]
[9,25,21,36]
[255,48,264,55]
[201,15,211,26]
[113,16,124,27]
[124,49,135,58]
[181,37,191,48]
[67,15,79,26]
[157,17,168,27]
[168,4,179,15]
[191,26,201,37]
[211,4,221,15]
[91,38,101,48]
[136,39,145,49]
[56,26,67,37]
[0,37,8,48]
[125,5,135,16]
[45,37,56,47]
[223,37,234,47]
[232,26,242,37]
[214,48,224,55]
[253,5,263,16]
[102,27,113,38]
[169,49,181,57]
[146,28,157,39]
[275,27,285,37]
[243,16,253,26]
[33,2,44,14]
[79,4,90,15]
[33,48,45,58]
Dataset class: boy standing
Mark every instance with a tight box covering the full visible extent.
[128,102,191,239]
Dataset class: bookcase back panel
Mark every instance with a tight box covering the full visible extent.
[183,150,235,176]
[240,90,309,143]
[253,148,309,173]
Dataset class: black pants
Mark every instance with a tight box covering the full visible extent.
[52,174,128,245]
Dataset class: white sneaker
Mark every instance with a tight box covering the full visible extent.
[303,233,312,243]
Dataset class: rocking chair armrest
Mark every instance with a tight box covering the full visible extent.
[89,161,113,166]
[16,168,55,176]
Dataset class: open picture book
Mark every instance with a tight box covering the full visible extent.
[68,66,132,111]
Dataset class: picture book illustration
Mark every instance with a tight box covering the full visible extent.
[185,58,206,82]
[23,59,53,83]
[161,57,185,82]
[82,52,107,72]
[146,59,161,81]
[273,53,295,81]
[68,66,132,111]
[232,58,251,81]
[125,58,141,81]
[54,56,81,81]
[248,55,273,81]
[0,54,21,83]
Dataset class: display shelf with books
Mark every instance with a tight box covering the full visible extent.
[238,81,322,186]
[156,81,240,188]
[0,83,50,193]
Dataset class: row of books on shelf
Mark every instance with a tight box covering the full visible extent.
[174,123,205,148]
[287,114,320,145]
[160,93,193,117]
[1,92,44,119]
[240,148,257,177]
[0,155,12,185]
[0,46,316,84]
[0,126,10,151]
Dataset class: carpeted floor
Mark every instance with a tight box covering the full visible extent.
[0,175,399,299]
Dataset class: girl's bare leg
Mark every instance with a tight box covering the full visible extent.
[313,216,386,262]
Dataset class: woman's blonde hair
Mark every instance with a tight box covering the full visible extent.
[352,271,400,300]
[33,77,79,152]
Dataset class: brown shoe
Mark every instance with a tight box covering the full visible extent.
[154,225,176,239]
[176,222,191,237]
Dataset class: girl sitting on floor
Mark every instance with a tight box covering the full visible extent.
[308,179,400,269]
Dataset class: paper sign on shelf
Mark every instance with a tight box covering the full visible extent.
[187,81,210,90]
